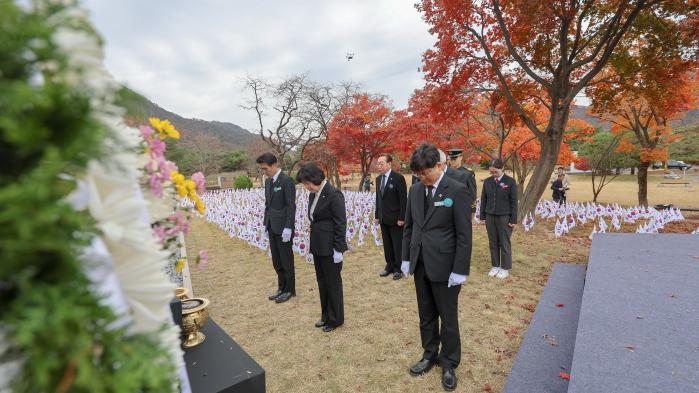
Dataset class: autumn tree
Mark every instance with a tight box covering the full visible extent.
[454,91,591,204]
[327,93,393,190]
[417,0,698,217]
[587,19,699,206]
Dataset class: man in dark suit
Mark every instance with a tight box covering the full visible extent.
[297,163,348,332]
[257,153,296,303]
[479,158,518,280]
[401,143,472,392]
[375,153,408,280]
[446,148,477,212]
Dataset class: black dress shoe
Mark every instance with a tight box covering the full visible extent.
[268,290,282,300]
[314,320,326,328]
[274,292,293,303]
[379,270,391,277]
[409,358,435,376]
[322,325,335,333]
[393,272,402,280]
[442,368,457,391]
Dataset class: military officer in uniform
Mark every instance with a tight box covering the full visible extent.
[446,148,476,213]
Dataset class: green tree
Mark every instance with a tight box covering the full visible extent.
[220,150,248,172]
[578,131,637,203]
[234,175,253,189]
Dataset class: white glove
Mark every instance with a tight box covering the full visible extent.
[333,249,343,263]
[447,272,468,288]
[281,228,292,242]
[401,261,410,277]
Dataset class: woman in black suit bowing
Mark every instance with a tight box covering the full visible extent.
[296,163,348,332]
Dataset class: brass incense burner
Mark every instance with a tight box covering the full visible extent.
[181,297,210,348]
[174,287,189,300]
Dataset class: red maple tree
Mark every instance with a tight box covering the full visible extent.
[327,94,393,190]
[416,0,698,217]
[588,25,699,206]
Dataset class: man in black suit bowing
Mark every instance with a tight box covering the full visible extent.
[479,159,518,279]
[401,144,472,392]
[257,153,296,303]
[375,153,407,280]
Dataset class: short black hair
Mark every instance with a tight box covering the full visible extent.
[256,152,278,165]
[377,153,393,163]
[489,158,504,169]
[296,162,325,185]
[409,143,440,172]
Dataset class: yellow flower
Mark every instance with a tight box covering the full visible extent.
[194,198,206,215]
[175,258,186,273]
[149,117,181,140]
[170,171,185,184]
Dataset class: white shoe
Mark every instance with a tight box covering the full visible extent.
[488,267,501,277]
[496,269,510,279]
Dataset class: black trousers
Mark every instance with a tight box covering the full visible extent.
[414,256,462,369]
[485,214,513,270]
[312,255,344,328]
[269,232,295,294]
[380,222,403,273]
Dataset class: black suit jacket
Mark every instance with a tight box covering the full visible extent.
[308,183,348,257]
[401,176,472,282]
[445,167,475,207]
[375,170,407,226]
[479,174,518,224]
[456,166,477,204]
[264,172,296,235]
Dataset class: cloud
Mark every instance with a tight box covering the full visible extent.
[82,0,434,130]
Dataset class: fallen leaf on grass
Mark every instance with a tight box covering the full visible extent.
[560,371,571,380]
[555,303,565,308]
[624,345,636,352]
[483,384,493,392]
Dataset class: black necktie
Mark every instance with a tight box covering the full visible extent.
[379,174,385,194]
[424,185,434,216]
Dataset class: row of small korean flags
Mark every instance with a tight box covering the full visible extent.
[199,188,382,263]
[197,189,698,263]
[522,200,693,239]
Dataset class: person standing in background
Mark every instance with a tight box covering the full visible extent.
[479,159,518,280]
[257,153,297,303]
[551,173,566,205]
[446,148,477,213]
[375,153,408,280]
[297,163,348,333]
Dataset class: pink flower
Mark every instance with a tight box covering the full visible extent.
[149,137,166,157]
[191,172,206,194]
[197,250,209,270]
[149,174,164,197]
[152,224,166,244]
[139,125,154,139]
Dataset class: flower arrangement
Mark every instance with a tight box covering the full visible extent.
[139,117,208,273]
[0,2,199,391]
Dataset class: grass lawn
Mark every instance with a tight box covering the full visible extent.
[184,174,698,393]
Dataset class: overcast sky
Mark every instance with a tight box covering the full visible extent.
[82,0,434,131]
